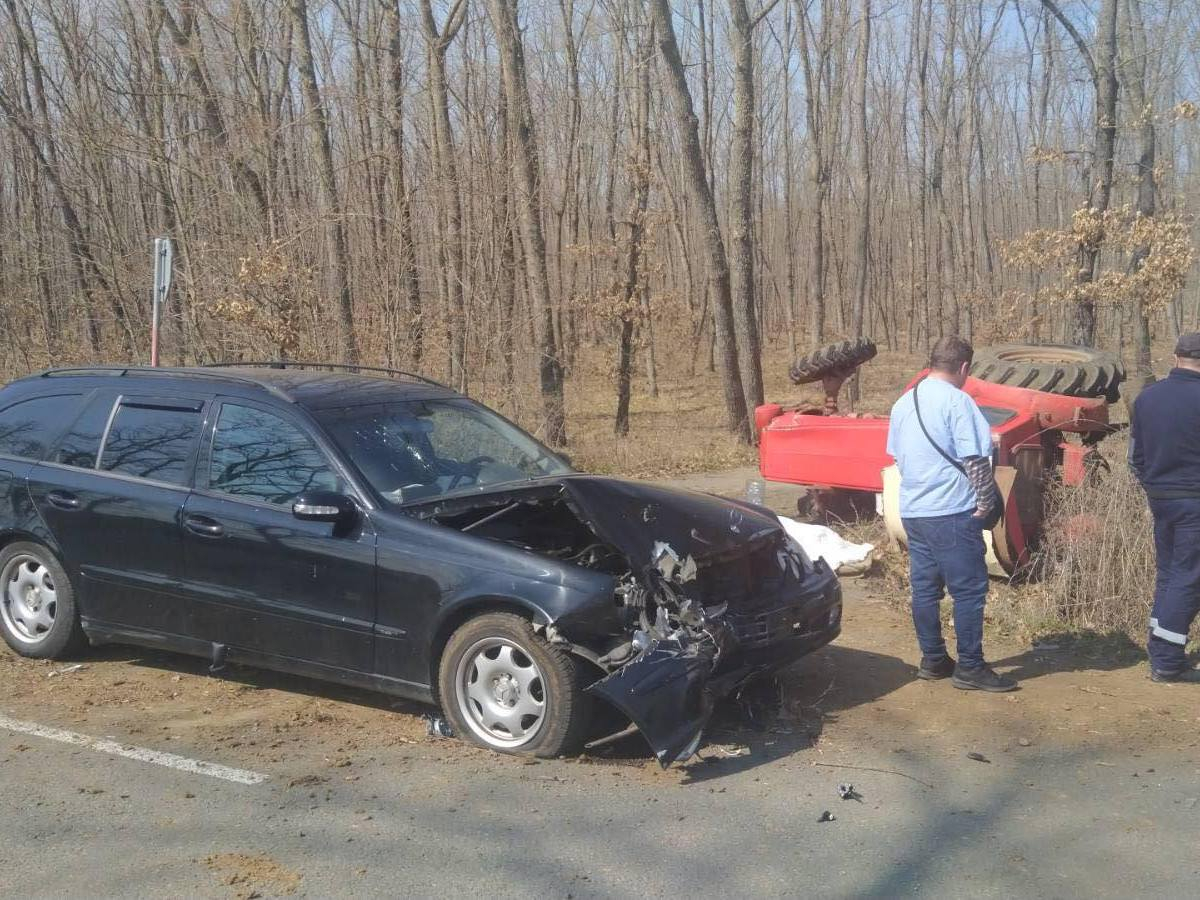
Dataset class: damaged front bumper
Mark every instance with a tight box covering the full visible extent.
[587,561,842,766]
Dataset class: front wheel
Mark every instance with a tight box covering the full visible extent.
[437,612,591,758]
[0,542,87,659]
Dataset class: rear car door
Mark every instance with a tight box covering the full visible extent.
[180,398,376,672]
[28,391,209,636]
[0,389,91,539]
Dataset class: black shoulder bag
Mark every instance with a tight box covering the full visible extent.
[911,380,1002,529]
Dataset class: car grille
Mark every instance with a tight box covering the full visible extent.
[724,594,839,648]
[694,534,789,613]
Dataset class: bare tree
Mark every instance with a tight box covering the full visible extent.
[728,0,777,411]
[650,0,751,442]
[487,0,568,446]
[1041,0,1120,346]
[289,0,358,363]
[418,0,469,389]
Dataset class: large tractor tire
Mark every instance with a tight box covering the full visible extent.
[970,343,1125,402]
[789,338,878,385]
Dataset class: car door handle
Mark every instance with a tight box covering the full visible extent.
[184,515,224,537]
[47,490,81,510]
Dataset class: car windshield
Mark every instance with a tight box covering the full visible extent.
[315,398,571,505]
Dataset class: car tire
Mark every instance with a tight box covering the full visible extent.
[789,338,878,384]
[970,343,1125,402]
[0,542,87,659]
[437,612,591,759]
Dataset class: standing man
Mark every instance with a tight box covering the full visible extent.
[886,337,1016,692]
[1130,334,1200,683]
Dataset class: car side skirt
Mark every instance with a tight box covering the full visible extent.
[81,618,435,705]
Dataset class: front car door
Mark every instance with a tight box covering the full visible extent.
[28,390,209,637]
[180,397,376,672]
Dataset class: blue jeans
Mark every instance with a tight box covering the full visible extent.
[902,510,989,668]
[1148,497,1200,674]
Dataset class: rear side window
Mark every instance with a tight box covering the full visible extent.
[99,403,202,486]
[208,403,339,505]
[0,394,81,460]
[55,395,116,468]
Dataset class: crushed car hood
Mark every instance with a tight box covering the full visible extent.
[558,476,784,574]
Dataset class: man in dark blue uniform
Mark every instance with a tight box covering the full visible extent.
[1130,333,1200,683]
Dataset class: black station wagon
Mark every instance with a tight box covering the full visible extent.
[0,364,842,763]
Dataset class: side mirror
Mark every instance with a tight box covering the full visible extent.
[293,491,358,526]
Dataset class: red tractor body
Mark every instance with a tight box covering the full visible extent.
[757,374,1114,575]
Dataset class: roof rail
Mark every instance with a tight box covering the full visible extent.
[37,365,295,402]
[201,361,449,389]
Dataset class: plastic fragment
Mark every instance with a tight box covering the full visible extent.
[47,664,86,678]
[423,713,455,739]
[837,783,862,801]
[712,745,751,759]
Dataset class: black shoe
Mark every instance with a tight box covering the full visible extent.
[918,655,956,680]
[1150,666,1200,684]
[951,664,1018,692]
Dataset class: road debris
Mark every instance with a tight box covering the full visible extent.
[966,752,990,763]
[423,713,455,739]
[47,664,86,678]
[817,810,836,823]
[711,744,751,759]
[837,783,862,801]
[1018,737,1032,747]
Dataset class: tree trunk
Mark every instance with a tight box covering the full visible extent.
[487,0,568,447]
[1122,0,1155,400]
[289,0,358,363]
[650,0,751,442]
[849,0,872,405]
[384,1,424,369]
[727,0,765,411]
[418,0,469,389]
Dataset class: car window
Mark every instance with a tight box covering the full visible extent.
[54,394,116,469]
[99,403,202,485]
[0,394,81,460]
[208,403,340,506]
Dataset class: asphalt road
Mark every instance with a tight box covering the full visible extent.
[2,583,1197,899]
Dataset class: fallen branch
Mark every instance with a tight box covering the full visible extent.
[1075,685,1163,712]
[812,761,934,789]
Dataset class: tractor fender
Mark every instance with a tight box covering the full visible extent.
[880,464,1034,578]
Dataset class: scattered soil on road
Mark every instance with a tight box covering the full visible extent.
[204,852,301,898]
[0,470,1195,785]
[1,573,1195,788]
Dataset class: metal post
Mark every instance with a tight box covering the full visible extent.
[150,238,173,366]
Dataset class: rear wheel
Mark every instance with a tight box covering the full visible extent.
[789,338,878,385]
[0,542,86,659]
[970,344,1125,402]
[437,612,591,758]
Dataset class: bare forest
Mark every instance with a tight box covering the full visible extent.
[2,0,1199,456]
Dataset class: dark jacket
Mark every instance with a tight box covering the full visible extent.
[1130,367,1200,498]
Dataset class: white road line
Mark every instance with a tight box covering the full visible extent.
[0,713,268,785]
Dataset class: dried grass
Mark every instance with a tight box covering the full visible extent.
[1009,443,1156,641]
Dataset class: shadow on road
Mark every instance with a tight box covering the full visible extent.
[990,629,1143,684]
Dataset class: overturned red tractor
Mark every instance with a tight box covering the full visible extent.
[757,341,1126,577]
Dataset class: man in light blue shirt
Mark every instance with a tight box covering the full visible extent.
[886,337,1016,692]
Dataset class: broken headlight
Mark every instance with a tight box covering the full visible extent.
[782,533,815,577]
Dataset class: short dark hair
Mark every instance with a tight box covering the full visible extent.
[929,336,974,373]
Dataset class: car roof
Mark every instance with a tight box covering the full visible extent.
[12,363,461,410]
